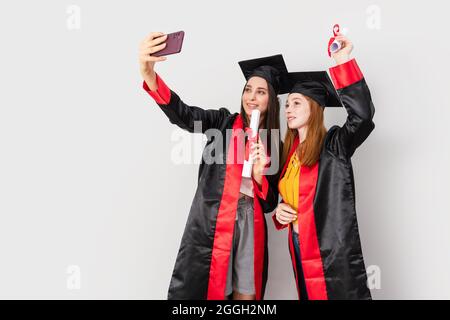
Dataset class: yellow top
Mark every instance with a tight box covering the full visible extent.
[278,152,300,225]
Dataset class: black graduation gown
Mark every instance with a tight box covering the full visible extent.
[273,68,375,300]
[153,89,279,300]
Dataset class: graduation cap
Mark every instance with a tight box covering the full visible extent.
[238,54,289,94]
[283,71,343,107]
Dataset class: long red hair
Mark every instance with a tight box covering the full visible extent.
[281,96,327,168]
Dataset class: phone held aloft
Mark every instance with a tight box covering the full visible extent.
[152,31,185,57]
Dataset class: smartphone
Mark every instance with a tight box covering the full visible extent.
[153,31,185,57]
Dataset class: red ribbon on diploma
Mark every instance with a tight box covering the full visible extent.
[327,24,340,57]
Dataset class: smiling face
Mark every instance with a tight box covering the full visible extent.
[285,93,311,129]
[241,76,270,122]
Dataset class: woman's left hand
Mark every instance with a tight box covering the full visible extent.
[331,32,354,65]
[251,139,269,185]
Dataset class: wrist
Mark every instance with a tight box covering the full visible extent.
[143,71,158,91]
[334,55,351,65]
[252,171,263,186]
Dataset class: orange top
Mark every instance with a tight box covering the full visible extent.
[278,151,300,225]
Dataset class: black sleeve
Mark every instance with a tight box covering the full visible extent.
[258,141,283,214]
[158,90,231,134]
[259,171,281,214]
[327,78,375,159]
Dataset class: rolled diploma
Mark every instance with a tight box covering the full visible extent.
[242,109,260,178]
[329,39,342,53]
[329,26,347,54]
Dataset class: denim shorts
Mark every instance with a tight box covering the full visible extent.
[225,195,255,296]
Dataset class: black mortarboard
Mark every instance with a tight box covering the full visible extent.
[238,54,288,94]
[283,71,343,107]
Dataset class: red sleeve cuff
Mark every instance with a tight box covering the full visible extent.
[252,175,269,200]
[272,213,288,230]
[329,58,364,90]
[142,73,172,104]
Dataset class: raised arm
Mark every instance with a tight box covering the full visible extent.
[139,32,230,133]
[327,33,375,159]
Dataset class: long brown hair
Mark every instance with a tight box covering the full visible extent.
[240,82,281,161]
[281,96,327,168]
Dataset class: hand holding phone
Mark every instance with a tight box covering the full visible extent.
[152,31,185,57]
